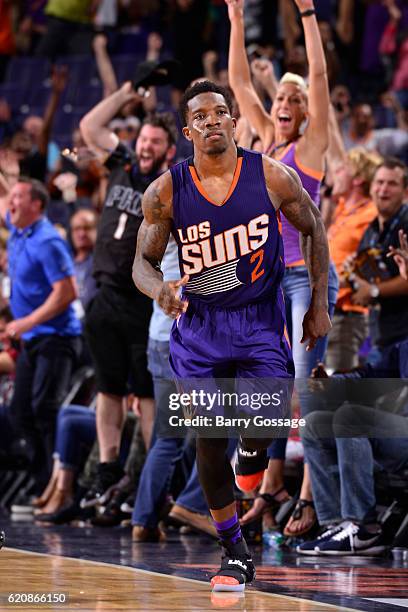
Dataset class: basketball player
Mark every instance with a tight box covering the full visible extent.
[133,81,331,592]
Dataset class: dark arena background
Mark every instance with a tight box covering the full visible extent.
[0,1,407,610]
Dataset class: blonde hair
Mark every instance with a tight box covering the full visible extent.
[279,72,308,93]
[347,147,383,195]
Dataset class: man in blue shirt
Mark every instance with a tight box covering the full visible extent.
[5,177,81,488]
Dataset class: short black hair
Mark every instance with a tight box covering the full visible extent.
[180,80,234,125]
[142,112,178,148]
[374,157,408,188]
[18,176,49,211]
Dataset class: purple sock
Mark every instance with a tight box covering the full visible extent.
[213,512,242,544]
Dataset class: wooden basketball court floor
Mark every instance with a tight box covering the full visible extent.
[0,517,407,611]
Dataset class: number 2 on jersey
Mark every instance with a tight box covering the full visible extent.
[250,249,265,283]
[114,213,128,240]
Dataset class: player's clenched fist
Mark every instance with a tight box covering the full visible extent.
[301,306,332,352]
[225,0,244,20]
[156,275,189,318]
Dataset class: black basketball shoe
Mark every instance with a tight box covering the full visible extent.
[211,538,256,592]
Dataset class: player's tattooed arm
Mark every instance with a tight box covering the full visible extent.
[263,156,332,349]
[133,172,172,298]
[133,172,189,318]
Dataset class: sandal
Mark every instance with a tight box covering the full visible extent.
[239,487,292,526]
[283,498,316,537]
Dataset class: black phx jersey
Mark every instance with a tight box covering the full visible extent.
[92,143,160,294]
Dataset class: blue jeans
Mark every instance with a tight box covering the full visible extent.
[268,264,339,459]
[303,404,408,525]
[132,339,208,529]
[55,405,96,470]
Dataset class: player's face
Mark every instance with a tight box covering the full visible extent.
[271,83,308,140]
[184,92,236,155]
[371,166,406,219]
[136,124,171,175]
[9,182,41,228]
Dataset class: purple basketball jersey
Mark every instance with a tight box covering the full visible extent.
[170,148,285,308]
[276,142,322,266]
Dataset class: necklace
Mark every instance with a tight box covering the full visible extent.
[266,140,293,157]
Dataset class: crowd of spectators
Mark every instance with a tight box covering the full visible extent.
[0,0,407,554]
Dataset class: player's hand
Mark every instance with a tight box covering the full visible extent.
[388,229,408,280]
[293,0,315,12]
[6,317,32,340]
[156,275,189,319]
[225,0,244,21]
[301,306,331,352]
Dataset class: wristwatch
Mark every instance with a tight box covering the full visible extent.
[369,284,380,299]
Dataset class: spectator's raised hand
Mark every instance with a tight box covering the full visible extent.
[93,32,108,51]
[225,0,244,20]
[336,2,354,45]
[53,172,78,202]
[382,0,402,21]
[388,229,408,280]
[293,0,315,11]
[251,58,275,89]
[51,65,69,94]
